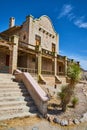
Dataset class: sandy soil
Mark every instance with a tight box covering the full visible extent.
[47,82,87,120]
[0,116,41,130]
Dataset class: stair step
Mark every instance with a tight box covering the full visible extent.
[0,96,32,102]
[0,111,37,121]
[0,88,28,93]
[0,85,26,89]
[0,91,29,97]
[0,100,35,108]
[0,73,38,121]
[0,103,37,112]
[0,82,24,85]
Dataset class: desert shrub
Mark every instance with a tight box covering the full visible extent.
[71,97,79,108]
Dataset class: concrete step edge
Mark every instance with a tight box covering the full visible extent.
[0,112,37,121]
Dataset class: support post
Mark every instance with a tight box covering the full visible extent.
[54,52,57,76]
[37,45,42,81]
[64,56,67,76]
[9,35,19,74]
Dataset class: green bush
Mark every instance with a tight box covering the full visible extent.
[58,85,73,112]
[71,97,79,108]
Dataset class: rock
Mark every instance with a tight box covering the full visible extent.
[83,112,87,118]
[73,119,80,124]
[45,114,50,120]
[37,114,43,119]
[80,112,87,123]
[60,119,68,126]
[68,119,74,125]
[53,117,61,124]
[80,118,86,123]
[48,116,54,122]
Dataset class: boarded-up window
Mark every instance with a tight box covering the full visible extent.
[52,43,55,52]
[35,35,41,46]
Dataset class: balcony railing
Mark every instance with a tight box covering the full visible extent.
[19,41,36,50]
[0,66,9,73]
[17,67,37,74]
[57,55,65,60]
[57,72,65,76]
[41,70,54,75]
[42,48,55,56]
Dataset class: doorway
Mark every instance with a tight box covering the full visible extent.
[6,55,9,66]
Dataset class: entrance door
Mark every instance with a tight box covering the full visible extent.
[6,55,9,66]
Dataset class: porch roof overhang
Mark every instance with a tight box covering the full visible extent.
[0,39,14,53]
[0,26,22,36]
[18,46,36,56]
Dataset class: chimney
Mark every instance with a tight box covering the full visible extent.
[9,17,15,28]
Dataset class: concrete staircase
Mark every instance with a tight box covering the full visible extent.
[0,73,38,121]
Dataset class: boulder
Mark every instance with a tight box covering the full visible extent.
[73,119,80,124]
[60,119,68,126]
[80,112,87,122]
[48,116,54,122]
[53,117,61,124]
[68,119,74,125]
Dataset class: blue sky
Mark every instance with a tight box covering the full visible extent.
[0,0,87,70]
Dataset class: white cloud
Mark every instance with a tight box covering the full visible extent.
[60,51,87,70]
[58,4,73,19]
[67,13,75,21]
[58,4,87,29]
[69,55,87,70]
[74,17,87,29]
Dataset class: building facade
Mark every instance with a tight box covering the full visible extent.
[0,15,79,80]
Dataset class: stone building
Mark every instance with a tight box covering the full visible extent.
[0,15,79,82]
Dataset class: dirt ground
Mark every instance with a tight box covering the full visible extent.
[0,116,41,130]
[47,82,87,120]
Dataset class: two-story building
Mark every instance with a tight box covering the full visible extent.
[0,15,79,83]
